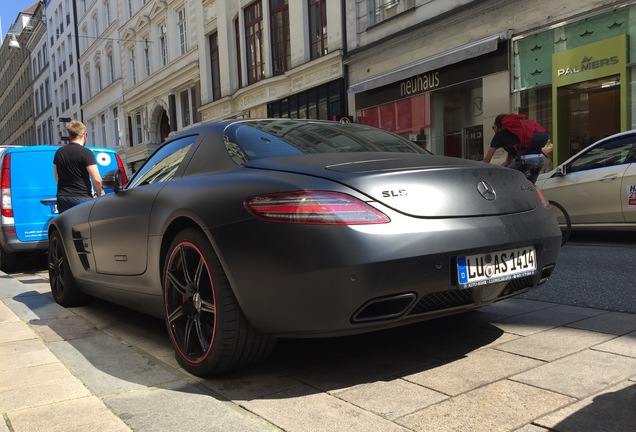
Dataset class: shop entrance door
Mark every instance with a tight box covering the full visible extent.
[565,75,620,156]
[438,79,483,159]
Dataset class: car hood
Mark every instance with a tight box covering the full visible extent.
[244,153,538,217]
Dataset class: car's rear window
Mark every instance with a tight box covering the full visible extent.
[223,120,428,164]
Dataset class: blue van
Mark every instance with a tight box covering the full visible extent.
[0,145,127,271]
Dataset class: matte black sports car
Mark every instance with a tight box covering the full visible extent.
[48,119,562,376]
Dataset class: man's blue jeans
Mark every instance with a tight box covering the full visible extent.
[57,196,93,213]
[508,155,544,184]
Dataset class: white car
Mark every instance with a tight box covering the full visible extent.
[536,130,636,231]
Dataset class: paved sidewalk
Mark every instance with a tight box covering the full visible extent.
[1,269,636,432]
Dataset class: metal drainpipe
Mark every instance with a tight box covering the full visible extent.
[72,0,83,121]
[341,0,349,116]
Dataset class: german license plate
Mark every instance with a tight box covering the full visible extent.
[457,247,536,288]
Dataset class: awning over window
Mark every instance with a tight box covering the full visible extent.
[348,30,513,94]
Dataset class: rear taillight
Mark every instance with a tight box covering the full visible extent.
[1,153,13,217]
[115,154,129,186]
[244,191,390,225]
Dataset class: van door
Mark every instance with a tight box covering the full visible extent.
[88,147,125,192]
[10,148,58,243]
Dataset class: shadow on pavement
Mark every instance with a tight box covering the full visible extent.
[11,284,504,399]
[546,383,636,431]
[206,311,506,398]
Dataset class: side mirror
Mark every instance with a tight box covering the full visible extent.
[102,169,124,194]
[555,164,567,177]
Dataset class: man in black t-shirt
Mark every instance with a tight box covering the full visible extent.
[53,120,104,213]
[483,113,544,184]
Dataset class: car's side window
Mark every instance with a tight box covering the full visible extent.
[568,137,636,174]
[128,135,198,188]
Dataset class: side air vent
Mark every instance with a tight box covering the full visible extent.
[71,229,90,270]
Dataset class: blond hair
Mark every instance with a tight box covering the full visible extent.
[66,120,86,140]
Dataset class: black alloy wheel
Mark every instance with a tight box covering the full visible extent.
[48,229,86,307]
[163,228,275,376]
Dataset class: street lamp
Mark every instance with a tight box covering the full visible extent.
[8,33,21,50]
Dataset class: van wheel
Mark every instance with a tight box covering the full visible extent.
[48,229,86,306]
[0,247,16,273]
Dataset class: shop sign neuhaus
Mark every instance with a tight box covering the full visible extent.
[354,47,507,109]
[553,35,626,87]
[400,72,440,97]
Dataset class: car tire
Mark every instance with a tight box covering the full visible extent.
[48,229,87,307]
[0,246,17,273]
[163,228,276,376]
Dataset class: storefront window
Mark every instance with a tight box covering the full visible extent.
[358,95,427,133]
[513,8,634,92]
[513,6,636,164]
[515,86,552,134]
[268,79,344,120]
[355,31,507,159]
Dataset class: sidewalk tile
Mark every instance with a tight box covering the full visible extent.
[396,380,574,432]
[243,384,412,432]
[403,348,543,396]
[477,299,556,317]
[30,316,102,342]
[0,320,37,344]
[201,369,303,402]
[567,311,636,335]
[0,301,20,323]
[47,335,181,397]
[533,381,636,432]
[490,304,607,336]
[0,339,58,370]
[512,349,636,399]
[593,331,636,358]
[495,326,614,361]
[336,378,448,420]
[104,380,283,432]
[1,362,77,392]
[0,367,91,411]
[6,396,131,432]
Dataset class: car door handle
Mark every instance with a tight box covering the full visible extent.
[599,174,619,181]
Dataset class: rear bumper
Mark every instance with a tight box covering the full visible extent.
[212,209,562,337]
[0,226,48,254]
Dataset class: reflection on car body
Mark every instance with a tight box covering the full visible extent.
[48,119,562,376]
[537,130,636,230]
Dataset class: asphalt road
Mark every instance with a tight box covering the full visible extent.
[520,230,636,313]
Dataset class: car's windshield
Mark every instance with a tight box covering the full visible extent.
[223,120,429,164]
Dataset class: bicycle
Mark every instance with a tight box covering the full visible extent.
[548,200,571,246]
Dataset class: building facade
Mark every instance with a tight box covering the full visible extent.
[197,0,346,124]
[29,1,55,145]
[3,0,636,172]
[77,0,127,163]
[116,0,203,172]
[346,0,636,167]
[513,1,636,164]
[0,3,37,146]
[47,0,82,140]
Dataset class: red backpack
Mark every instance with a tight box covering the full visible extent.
[500,114,549,155]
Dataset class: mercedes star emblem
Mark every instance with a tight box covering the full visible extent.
[477,180,496,201]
